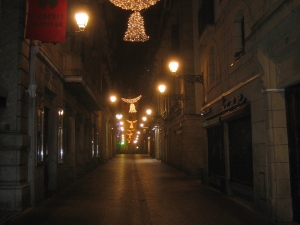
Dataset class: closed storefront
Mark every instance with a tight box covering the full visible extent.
[204,100,253,201]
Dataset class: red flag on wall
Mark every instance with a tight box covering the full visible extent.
[25,0,68,43]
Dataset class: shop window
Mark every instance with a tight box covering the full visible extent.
[228,115,253,187]
[96,131,99,157]
[207,125,225,177]
[37,95,44,164]
[58,109,64,163]
[92,127,95,157]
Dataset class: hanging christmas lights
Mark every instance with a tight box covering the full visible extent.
[123,11,149,42]
[109,0,159,11]
[121,95,142,113]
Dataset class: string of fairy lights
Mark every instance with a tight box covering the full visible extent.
[123,11,149,42]
[109,0,159,11]
[109,0,160,42]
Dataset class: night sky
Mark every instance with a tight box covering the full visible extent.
[110,1,165,97]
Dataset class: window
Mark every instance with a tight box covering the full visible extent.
[208,47,215,85]
[92,127,95,157]
[58,109,64,163]
[233,13,245,60]
[198,0,214,37]
[37,96,44,164]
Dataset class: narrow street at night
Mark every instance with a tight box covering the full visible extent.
[5,154,292,225]
[1,1,300,224]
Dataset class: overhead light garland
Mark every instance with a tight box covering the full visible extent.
[121,95,142,113]
[123,11,149,42]
[109,0,160,11]
[127,120,137,129]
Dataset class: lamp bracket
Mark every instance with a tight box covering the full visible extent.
[176,74,203,84]
[164,94,184,101]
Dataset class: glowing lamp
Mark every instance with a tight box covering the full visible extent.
[169,61,179,74]
[75,13,89,31]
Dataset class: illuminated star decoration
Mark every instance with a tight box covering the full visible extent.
[121,95,142,113]
[124,11,149,42]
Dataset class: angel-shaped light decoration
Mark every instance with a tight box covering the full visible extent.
[127,120,137,129]
[121,95,142,113]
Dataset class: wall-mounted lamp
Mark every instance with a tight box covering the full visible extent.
[116,114,123,120]
[110,95,117,103]
[75,12,89,31]
[158,84,166,93]
[65,12,89,38]
[163,94,184,102]
[169,61,203,84]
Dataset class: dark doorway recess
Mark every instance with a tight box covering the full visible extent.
[228,115,253,188]
[208,125,225,178]
[44,107,50,198]
[286,83,300,223]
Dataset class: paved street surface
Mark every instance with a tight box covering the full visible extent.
[5,154,298,225]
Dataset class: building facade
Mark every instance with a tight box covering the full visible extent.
[149,0,300,223]
[199,0,300,222]
[0,0,117,212]
[148,0,205,176]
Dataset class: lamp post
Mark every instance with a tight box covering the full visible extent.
[169,61,203,84]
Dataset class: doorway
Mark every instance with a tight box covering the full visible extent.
[43,107,50,198]
[285,84,300,223]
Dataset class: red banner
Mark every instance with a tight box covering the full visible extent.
[25,0,67,43]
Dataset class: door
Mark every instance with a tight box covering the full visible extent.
[286,84,300,223]
[228,115,253,188]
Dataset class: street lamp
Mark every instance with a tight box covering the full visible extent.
[75,12,89,31]
[169,61,203,84]
[116,114,123,120]
[169,61,179,74]
[110,95,117,103]
[158,83,183,103]
[158,84,166,93]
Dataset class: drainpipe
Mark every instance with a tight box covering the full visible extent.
[27,40,39,205]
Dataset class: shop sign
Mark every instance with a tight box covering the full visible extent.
[25,0,67,43]
[222,94,247,111]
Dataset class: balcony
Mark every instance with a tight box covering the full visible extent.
[63,53,102,110]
